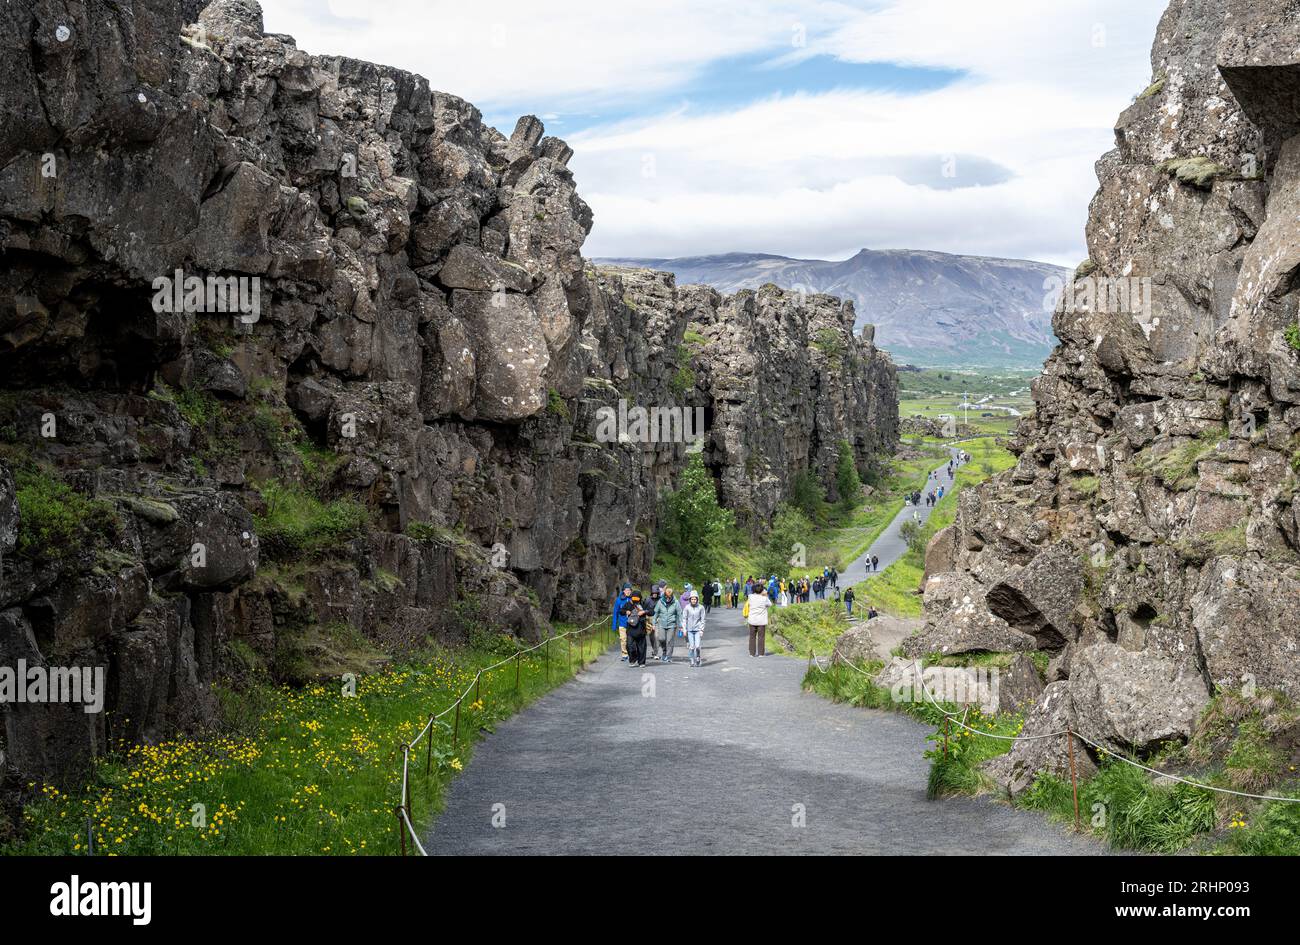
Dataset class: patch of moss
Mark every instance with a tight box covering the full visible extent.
[253,480,371,561]
[1137,74,1165,100]
[1158,155,1228,190]
[546,387,570,420]
[14,468,119,561]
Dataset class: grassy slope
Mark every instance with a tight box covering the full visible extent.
[5,626,608,855]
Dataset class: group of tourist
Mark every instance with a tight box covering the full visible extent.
[611,582,709,668]
[610,566,862,668]
[609,452,968,669]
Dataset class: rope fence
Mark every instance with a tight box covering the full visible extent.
[391,616,607,855]
[806,642,1300,832]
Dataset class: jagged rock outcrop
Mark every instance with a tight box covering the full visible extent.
[0,0,896,784]
[608,269,898,527]
[912,0,1300,793]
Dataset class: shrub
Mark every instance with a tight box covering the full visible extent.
[254,480,370,560]
[657,454,734,578]
[14,468,118,561]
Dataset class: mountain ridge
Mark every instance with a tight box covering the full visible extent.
[598,248,1069,370]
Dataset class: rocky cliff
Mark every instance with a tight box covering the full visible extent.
[908,0,1300,793]
[0,0,896,786]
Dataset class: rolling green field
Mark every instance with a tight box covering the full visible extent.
[898,367,1036,438]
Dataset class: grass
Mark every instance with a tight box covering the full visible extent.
[3,625,610,855]
[1018,764,1216,853]
[767,599,851,658]
[253,480,372,560]
[13,466,119,562]
[854,436,1016,618]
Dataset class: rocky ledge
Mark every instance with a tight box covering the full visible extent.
[907,0,1300,794]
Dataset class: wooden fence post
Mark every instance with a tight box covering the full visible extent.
[1067,727,1080,832]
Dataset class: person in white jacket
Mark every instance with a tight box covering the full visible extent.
[745,586,770,657]
[681,592,707,667]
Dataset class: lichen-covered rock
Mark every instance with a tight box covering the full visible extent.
[983,682,1096,797]
[1069,642,1211,752]
[933,0,1300,782]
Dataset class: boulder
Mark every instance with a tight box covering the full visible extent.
[984,542,1083,648]
[1069,642,1211,752]
[983,681,1096,798]
[1192,557,1300,699]
[902,571,1037,658]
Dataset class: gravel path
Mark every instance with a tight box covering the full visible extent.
[426,449,1107,855]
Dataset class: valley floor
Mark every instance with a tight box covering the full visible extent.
[426,452,1107,855]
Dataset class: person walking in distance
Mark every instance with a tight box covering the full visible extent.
[682,591,706,667]
[654,586,682,663]
[745,581,771,657]
[623,590,649,668]
[844,585,855,616]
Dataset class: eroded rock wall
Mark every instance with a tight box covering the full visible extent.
[909,0,1300,792]
[0,0,896,785]
[610,269,899,528]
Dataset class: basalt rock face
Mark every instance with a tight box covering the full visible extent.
[911,0,1300,793]
[0,0,896,785]
[608,270,899,528]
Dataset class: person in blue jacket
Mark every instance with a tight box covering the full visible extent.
[612,582,632,662]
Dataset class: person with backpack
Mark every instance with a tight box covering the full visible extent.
[844,585,855,616]
[612,582,633,662]
[623,590,649,667]
[745,582,770,657]
[653,586,682,663]
[682,591,706,667]
[871,554,879,572]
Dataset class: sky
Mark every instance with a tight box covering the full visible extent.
[260,0,1169,268]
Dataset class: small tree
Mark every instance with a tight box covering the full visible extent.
[790,469,826,520]
[658,454,734,577]
[758,505,813,577]
[835,440,860,509]
[900,519,927,556]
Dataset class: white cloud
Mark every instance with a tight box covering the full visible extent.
[262,0,822,109]
[260,0,1169,266]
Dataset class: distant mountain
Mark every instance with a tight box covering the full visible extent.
[597,249,1068,369]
